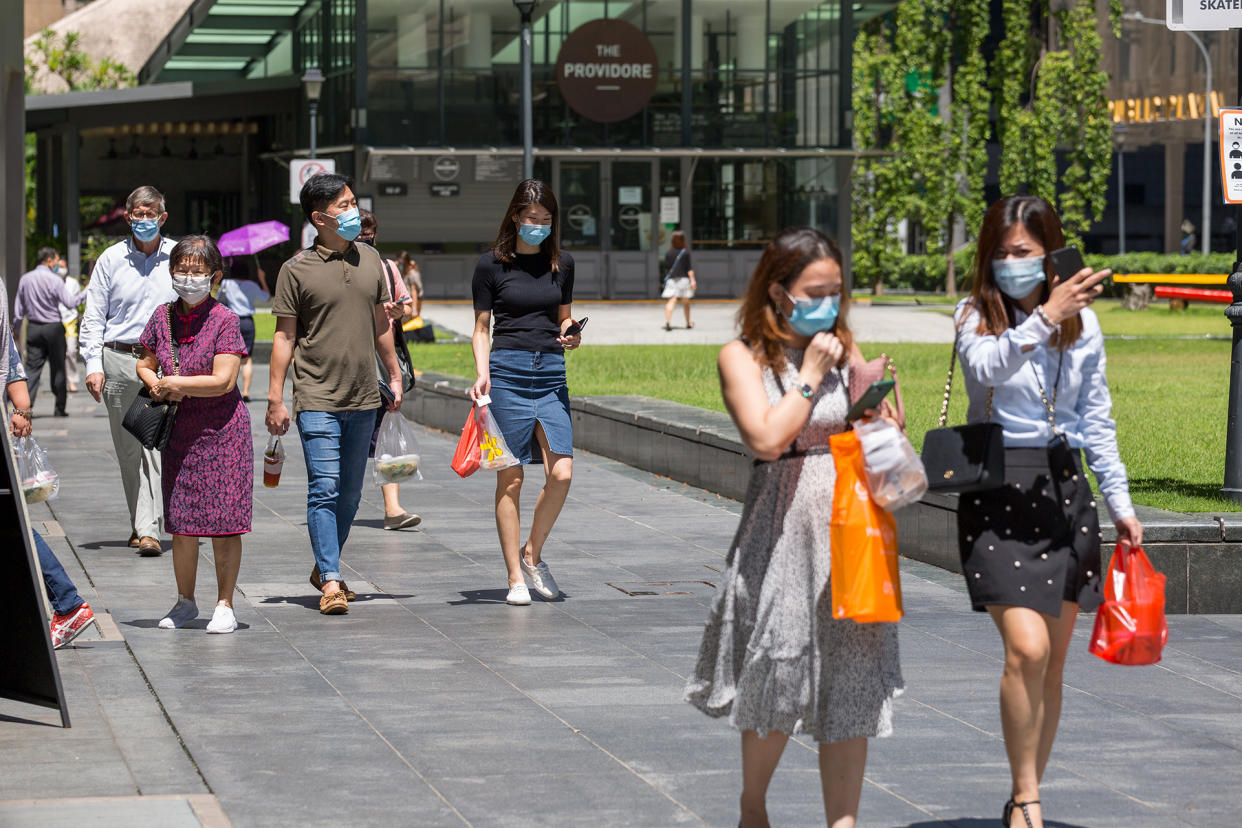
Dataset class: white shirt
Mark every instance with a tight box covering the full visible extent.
[954,298,1134,522]
[79,236,177,375]
[61,274,81,325]
[217,278,269,318]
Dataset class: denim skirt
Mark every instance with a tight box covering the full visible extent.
[488,348,573,465]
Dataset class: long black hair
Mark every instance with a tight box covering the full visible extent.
[490,179,562,272]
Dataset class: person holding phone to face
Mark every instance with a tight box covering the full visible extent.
[686,227,902,828]
[470,179,580,606]
[954,195,1142,828]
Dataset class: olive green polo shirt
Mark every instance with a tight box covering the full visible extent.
[272,240,392,413]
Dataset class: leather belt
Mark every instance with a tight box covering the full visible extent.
[104,341,143,356]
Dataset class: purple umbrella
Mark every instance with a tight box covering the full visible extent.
[217,220,290,256]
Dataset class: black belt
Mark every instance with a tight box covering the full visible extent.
[104,341,143,356]
[754,446,832,466]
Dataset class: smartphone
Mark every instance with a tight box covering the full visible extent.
[1048,246,1086,280]
[564,316,589,337]
[847,379,895,422]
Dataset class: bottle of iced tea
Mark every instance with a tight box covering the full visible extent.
[263,435,285,488]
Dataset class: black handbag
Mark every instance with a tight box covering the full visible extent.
[922,331,1005,493]
[122,305,180,451]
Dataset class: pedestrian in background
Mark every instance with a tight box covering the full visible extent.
[470,179,580,606]
[61,255,83,394]
[358,210,421,531]
[79,185,177,557]
[218,254,270,402]
[397,251,423,318]
[685,227,903,828]
[267,173,403,616]
[954,195,1142,828]
[14,246,86,417]
[661,231,696,331]
[5,334,97,647]
[136,236,252,634]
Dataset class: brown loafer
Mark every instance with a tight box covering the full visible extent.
[319,589,349,615]
[309,566,356,601]
[137,537,163,556]
[128,532,140,548]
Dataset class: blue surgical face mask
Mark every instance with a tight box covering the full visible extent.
[783,290,840,336]
[131,218,161,242]
[991,256,1047,299]
[518,223,552,246]
[329,207,362,242]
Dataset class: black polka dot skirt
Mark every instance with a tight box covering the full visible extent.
[956,444,1103,617]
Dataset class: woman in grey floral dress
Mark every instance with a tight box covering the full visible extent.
[685,227,904,828]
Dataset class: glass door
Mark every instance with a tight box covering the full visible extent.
[608,160,656,298]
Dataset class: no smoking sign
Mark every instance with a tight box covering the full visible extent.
[290,158,337,203]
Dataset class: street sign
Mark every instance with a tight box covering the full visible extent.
[290,158,336,203]
[1221,109,1242,204]
[1167,0,1242,30]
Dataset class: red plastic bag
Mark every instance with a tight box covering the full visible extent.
[1089,543,1168,666]
[828,430,903,623]
[450,405,482,478]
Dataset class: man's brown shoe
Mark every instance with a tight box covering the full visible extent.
[128,532,140,548]
[137,537,163,557]
[319,590,348,615]
[309,566,356,601]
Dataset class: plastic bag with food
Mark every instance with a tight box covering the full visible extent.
[16,436,59,503]
[373,411,423,484]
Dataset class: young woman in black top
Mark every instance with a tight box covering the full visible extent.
[661,230,696,330]
[470,180,583,606]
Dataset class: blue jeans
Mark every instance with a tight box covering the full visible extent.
[296,409,379,583]
[36,529,84,616]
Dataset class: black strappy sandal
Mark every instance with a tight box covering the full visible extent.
[1002,798,1039,828]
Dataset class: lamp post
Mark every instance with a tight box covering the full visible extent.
[1114,122,1127,254]
[1125,12,1212,254]
[513,0,537,180]
[301,67,325,159]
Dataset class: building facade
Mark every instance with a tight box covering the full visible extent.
[27,0,899,298]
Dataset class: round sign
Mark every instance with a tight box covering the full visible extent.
[556,19,659,124]
[617,205,641,230]
[565,204,594,231]
[298,160,331,186]
[433,156,461,181]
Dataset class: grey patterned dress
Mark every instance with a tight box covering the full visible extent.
[685,347,904,743]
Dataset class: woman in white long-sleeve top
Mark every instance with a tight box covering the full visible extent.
[954,195,1143,828]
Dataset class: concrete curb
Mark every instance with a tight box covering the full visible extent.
[407,370,1242,614]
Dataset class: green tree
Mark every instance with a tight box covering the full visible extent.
[24,28,135,93]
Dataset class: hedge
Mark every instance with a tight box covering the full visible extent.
[868,250,1237,294]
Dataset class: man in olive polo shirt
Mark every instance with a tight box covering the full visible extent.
[267,173,403,615]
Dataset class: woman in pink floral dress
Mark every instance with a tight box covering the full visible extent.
[137,235,252,635]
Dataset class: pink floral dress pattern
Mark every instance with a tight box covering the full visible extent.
[140,298,253,535]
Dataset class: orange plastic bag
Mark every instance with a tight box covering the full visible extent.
[450,405,482,478]
[1089,543,1168,666]
[828,430,903,623]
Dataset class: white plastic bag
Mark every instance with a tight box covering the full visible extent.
[476,395,520,471]
[373,411,423,484]
[853,417,927,511]
[16,436,59,503]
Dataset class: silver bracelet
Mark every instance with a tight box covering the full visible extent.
[1035,304,1059,329]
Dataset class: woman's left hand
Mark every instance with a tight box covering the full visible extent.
[151,376,186,402]
[558,332,582,350]
[861,399,903,431]
[1114,515,1143,548]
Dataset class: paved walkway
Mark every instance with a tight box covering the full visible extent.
[2,365,1239,827]
[421,300,957,345]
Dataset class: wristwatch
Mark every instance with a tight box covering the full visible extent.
[796,382,814,399]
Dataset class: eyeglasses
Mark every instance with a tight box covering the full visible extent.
[130,211,161,220]
[172,270,213,278]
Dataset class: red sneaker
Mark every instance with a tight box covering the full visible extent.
[51,603,96,649]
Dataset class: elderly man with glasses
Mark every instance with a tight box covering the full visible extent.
[79,185,178,557]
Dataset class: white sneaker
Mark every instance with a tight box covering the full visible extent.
[506,583,531,605]
[521,558,560,599]
[158,596,199,629]
[205,603,237,634]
